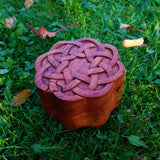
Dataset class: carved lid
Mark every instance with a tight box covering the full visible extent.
[35,38,125,101]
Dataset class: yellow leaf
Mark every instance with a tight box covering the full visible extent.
[11,89,32,106]
[24,0,33,9]
[120,23,134,30]
[5,17,17,29]
[122,38,144,48]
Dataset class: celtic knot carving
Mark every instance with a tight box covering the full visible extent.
[35,38,125,101]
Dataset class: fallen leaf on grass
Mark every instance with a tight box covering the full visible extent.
[120,23,146,33]
[120,23,134,30]
[122,37,144,47]
[26,22,78,39]
[11,89,32,106]
[24,0,33,9]
[5,17,17,29]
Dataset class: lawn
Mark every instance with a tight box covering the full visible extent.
[0,0,160,159]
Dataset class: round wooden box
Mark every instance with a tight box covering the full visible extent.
[35,38,125,130]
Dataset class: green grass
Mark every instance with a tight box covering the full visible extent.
[0,0,160,159]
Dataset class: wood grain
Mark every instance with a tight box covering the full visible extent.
[35,38,125,130]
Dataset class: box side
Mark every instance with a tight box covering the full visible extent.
[52,71,125,130]
[36,87,57,120]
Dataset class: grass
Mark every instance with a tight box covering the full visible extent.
[0,0,160,159]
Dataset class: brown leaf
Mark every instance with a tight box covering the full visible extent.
[26,23,43,38]
[27,22,78,39]
[122,38,144,47]
[38,27,56,39]
[120,23,134,30]
[11,89,32,107]
[24,0,33,9]
[5,17,17,29]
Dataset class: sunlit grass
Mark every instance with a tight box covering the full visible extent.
[0,0,160,159]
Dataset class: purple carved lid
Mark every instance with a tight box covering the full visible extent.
[35,38,125,101]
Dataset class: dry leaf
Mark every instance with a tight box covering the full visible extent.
[11,89,32,106]
[5,17,17,29]
[38,27,56,39]
[26,23,42,38]
[24,0,33,9]
[120,23,146,33]
[26,22,78,39]
[122,38,144,47]
[120,23,134,30]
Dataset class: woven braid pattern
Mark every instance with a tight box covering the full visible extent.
[35,38,125,101]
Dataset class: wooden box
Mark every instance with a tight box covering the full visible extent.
[35,38,125,130]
